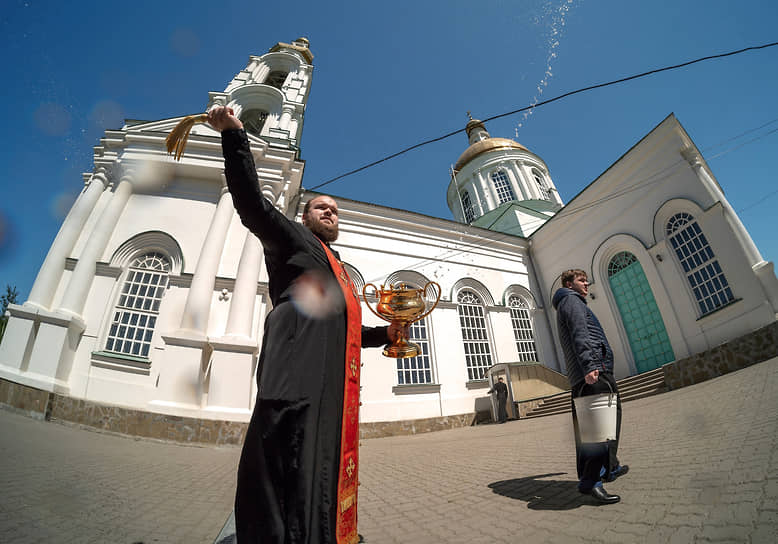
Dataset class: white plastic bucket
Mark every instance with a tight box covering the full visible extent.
[573,385,617,443]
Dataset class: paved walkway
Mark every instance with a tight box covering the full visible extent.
[1,358,777,543]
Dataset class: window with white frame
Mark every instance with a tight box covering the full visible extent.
[491,170,516,204]
[105,252,169,358]
[533,169,551,200]
[666,212,734,316]
[457,289,492,380]
[396,318,433,384]
[461,190,475,223]
[508,295,537,362]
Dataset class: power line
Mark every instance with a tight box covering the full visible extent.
[310,41,778,192]
[382,117,778,275]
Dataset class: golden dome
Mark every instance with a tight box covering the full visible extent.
[454,138,529,172]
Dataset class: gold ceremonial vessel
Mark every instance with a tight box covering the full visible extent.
[363,281,441,358]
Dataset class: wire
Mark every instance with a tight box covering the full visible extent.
[367,116,778,277]
[310,41,778,191]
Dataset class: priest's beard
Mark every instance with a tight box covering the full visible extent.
[304,216,338,243]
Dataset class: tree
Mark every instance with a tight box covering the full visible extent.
[0,284,19,343]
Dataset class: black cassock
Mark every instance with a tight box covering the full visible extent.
[221,129,387,543]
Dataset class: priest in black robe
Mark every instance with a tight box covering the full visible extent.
[208,105,404,543]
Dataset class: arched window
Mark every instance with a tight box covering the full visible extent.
[265,70,288,89]
[533,169,550,200]
[457,289,492,380]
[397,318,433,384]
[105,252,170,358]
[666,213,734,315]
[491,170,516,204]
[461,190,475,223]
[240,108,269,136]
[508,295,537,362]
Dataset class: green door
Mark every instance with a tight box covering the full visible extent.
[608,252,675,374]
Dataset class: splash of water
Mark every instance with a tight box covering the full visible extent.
[516,0,578,136]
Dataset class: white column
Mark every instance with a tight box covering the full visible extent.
[520,163,541,199]
[279,105,294,131]
[27,169,109,311]
[477,170,496,212]
[179,186,234,333]
[510,162,529,200]
[252,62,270,84]
[225,231,262,337]
[681,149,764,266]
[59,171,133,317]
[246,56,260,72]
[471,174,486,216]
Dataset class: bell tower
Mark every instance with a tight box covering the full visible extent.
[207,37,314,153]
[447,116,563,236]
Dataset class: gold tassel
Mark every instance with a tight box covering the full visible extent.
[165,113,208,161]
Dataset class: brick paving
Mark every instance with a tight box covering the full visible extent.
[1,357,777,543]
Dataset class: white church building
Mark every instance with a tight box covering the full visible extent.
[2,38,776,433]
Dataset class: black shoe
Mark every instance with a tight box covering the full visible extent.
[589,486,620,504]
[604,464,629,482]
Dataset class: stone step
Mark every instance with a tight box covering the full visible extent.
[522,369,669,419]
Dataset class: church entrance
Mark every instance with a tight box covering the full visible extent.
[607,252,675,374]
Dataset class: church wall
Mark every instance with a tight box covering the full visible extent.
[327,200,542,422]
[105,190,216,275]
[531,116,777,379]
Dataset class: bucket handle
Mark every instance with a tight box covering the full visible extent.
[577,376,615,407]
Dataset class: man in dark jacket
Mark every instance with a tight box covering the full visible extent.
[487,376,509,423]
[208,105,406,543]
[552,269,628,504]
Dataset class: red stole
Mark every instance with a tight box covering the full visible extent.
[318,240,363,544]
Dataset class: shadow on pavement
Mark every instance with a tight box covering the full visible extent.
[488,472,605,510]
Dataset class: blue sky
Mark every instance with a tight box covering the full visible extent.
[1,0,776,301]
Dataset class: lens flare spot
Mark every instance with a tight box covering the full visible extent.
[33,102,72,136]
[89,100,124,130]
[290,270,344,319]
[170,28,200,58]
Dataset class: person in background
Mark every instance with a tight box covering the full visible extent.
[487,376,509,423]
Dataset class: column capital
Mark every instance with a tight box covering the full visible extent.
[89,167,110,188]
[680,147,702,168]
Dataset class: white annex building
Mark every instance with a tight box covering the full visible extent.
[2,38,777,428]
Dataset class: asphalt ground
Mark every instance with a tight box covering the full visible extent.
[1,357,776,543]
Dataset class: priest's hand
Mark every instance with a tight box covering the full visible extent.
[387,322,410,343]
[207,105,243,132]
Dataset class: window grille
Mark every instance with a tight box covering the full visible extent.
[396,318,433,384]
[491,170,516,204]
[508,295,537,362]
[666,213,734,315]
[105,252,169,358]
[607,251,637,277]
[533,170,551,200]
[461,190,475,223]
[457,290,492,380]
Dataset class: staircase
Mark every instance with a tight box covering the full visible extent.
[521,367,667,419]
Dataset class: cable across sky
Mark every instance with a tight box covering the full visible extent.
[309,41,778,191]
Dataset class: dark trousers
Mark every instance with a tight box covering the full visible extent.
[570,372,622,490]
[496,396,508,422]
